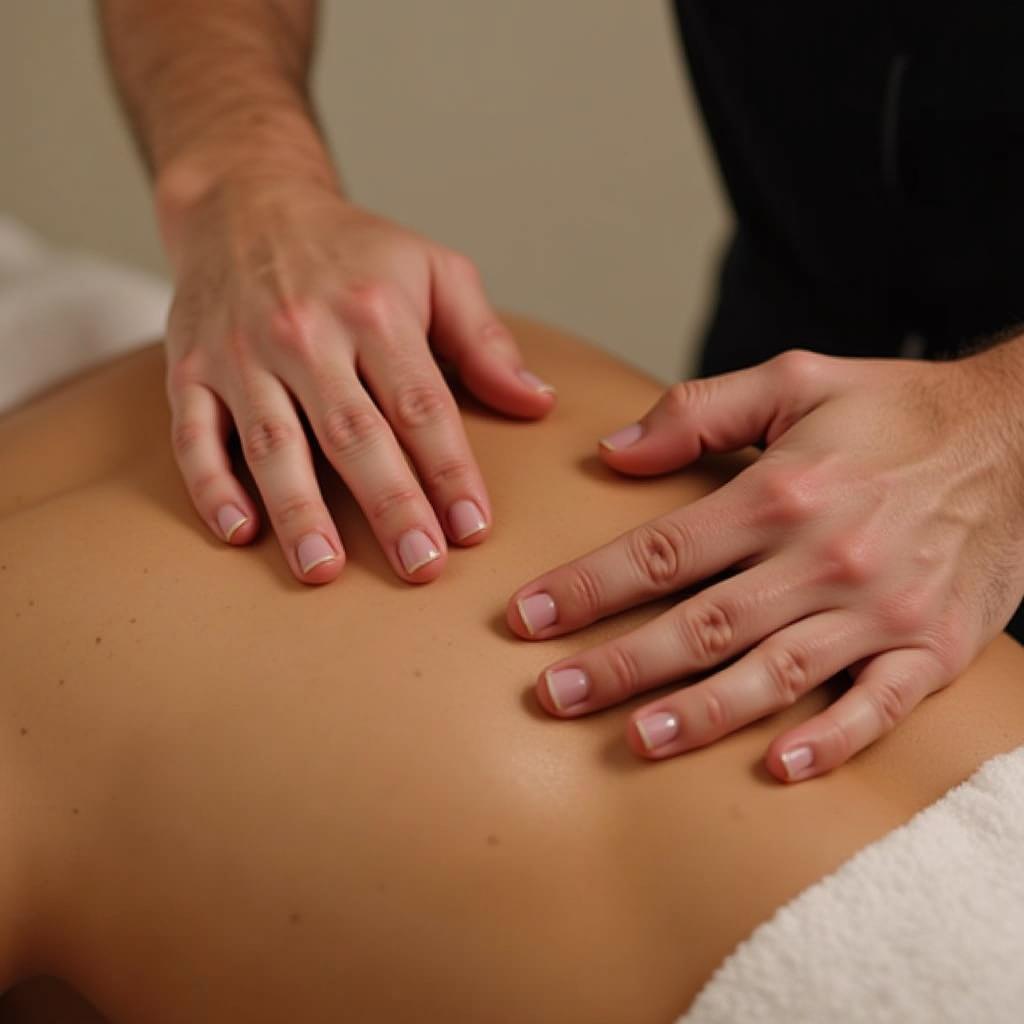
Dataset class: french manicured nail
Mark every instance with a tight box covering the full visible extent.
[636,711,680,751]
[217,503,249,542]
[545,667,589,710]
[599,422,643,451]
[449,499,487,541]
[517,592,557,635]
[398,529,441,574]
[297,533,336,574]
[780,745,814,780]
[518,369,556,395]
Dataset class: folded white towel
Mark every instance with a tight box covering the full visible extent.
[0,217,170,413]
[680,743,1024,1024]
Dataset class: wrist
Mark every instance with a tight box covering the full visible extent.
[154,105,343,263]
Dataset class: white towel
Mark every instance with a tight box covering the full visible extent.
[0,216,170,413]
[680,743,1024,1024]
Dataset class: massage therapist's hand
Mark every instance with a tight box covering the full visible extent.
[164,178,555,584]
[509,345,1024,781]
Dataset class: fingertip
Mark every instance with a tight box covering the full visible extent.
[772,741,819,783]
[294,532,346,585]
[394,525,447,583]
[446,499,490,547]
[505,597,526,637]
[299,552,346,585]
[215,503,258,545]
[402,547,447,584]
[462,363,557,420]
[627,718,659,760]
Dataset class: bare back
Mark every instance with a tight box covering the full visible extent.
[1,318,1023,1022]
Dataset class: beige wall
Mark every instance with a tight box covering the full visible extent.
[0,1,728,382]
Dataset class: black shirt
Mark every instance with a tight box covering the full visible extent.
[672,2,1024,373]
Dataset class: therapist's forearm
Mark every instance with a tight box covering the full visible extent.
[96,0,341,248]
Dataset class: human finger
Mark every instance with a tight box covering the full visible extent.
[355,307,491,547]
[765,647,947,783]
[229,373,346,584]
[534,554,832,716]
[168,380,260,546]
[598,350,839,477]
[288,359,448,583]
[508,476,762,639]
[621,610,876,759]
[429,249,556,418]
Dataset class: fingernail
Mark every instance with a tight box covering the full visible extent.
[636,711,680,751]
[780,745,814,781]
[297,533,337,574]
[545,667,589,710]
[518,369,556,395]
[398,529,441,574]
[449,499,487,541]
[599,423,643,451]
[517,592,557,635]
[217,503,249,542]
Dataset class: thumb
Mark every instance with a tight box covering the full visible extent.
[429,249,556,419]
[598,350,834,476]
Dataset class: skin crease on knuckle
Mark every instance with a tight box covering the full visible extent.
[170,419,205,460]
[675,601,735,666]
[627,523,684,591]
[421,456,473,493]
[565,563,605,623]
[762,644,812,708]
[274,494,319,529]
[242,416,296,466]
[392,381,451,432]
[320,401,383,460]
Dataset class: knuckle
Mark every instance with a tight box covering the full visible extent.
[771,348,822,390]
[171,419,205,458]
[422,456,472,492]
[665,379,700,420]
[336,280,399,334]
[819,534,878,588]
[367,485,421,523]
[701,689,729,735]
[866,678,907,732]
[267,300,320,359]
[757,467,821,526]
[762,644,811,706]
[676,601,735,664]
[443,248,482,286]
[167,351,205,392]
[604,643,643,702]
[393,381,451,431]
[627,522,685,589]
[321,401,383,459]
[275,494,318,528]
[565,563,605,620]
[478,319,512,348]
[242,416,297,465]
